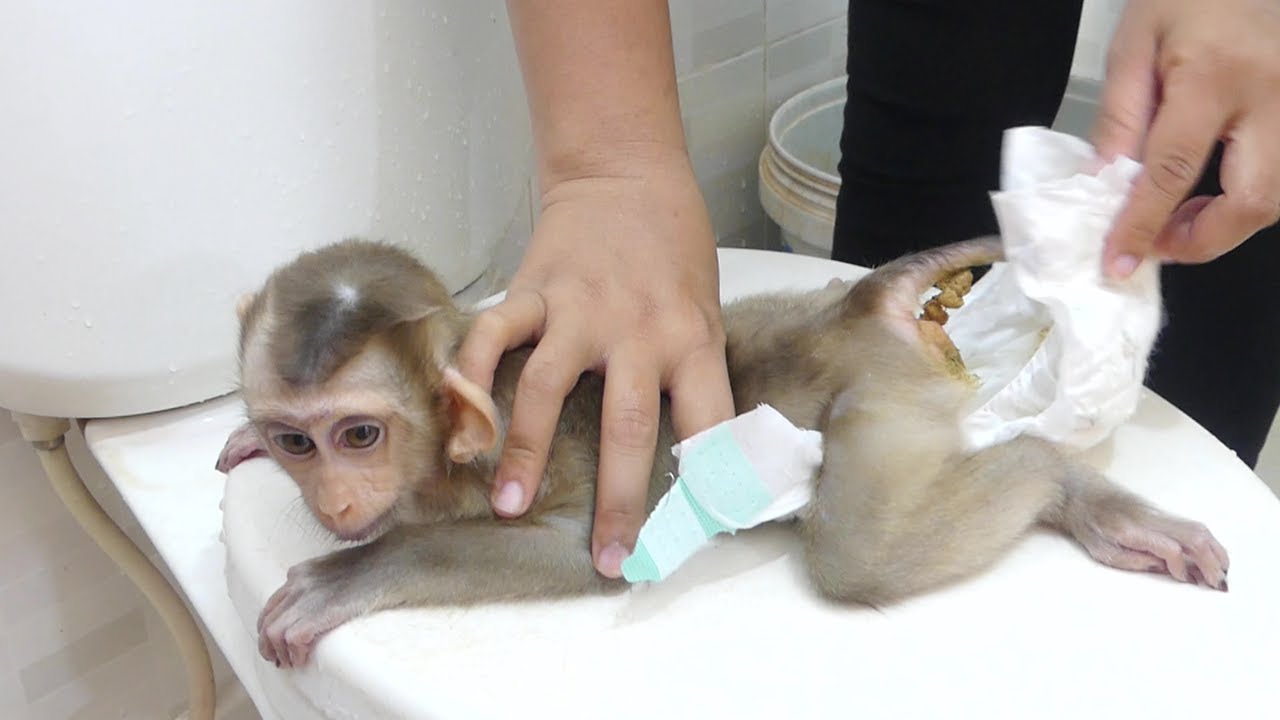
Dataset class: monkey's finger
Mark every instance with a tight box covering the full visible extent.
[666,345,736,443]
[454,290,549,394]
[1121,531,1190,583]
[593,348,663,579]
[1176,522,1230,590]
[258,630,278,666]
[258,579,297,635]
[493,328,594,517]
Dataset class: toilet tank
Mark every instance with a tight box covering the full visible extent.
[0,1,532,419]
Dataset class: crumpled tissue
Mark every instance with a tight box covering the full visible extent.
[946,125,1162,451]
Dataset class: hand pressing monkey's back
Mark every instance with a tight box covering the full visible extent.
[217,237,1227,669]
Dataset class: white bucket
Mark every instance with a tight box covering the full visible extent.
[758,76,846,257]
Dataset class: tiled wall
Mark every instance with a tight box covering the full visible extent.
[673,0,846,250]
[0,413,255,720]
[672,0,1129,252]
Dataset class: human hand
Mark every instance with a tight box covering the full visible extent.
[455,153,736,578]
[1093,0,1280,278]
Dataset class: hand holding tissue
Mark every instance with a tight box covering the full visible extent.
[624,126,1161,583]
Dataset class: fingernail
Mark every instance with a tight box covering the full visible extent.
[1109,253,1140,278]
[597,542,629,579]
[493,481,525,515]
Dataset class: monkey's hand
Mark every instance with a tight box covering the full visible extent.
[257,548,384,669]
[258,521,616,668]
[1064,489,1230,592]
[215,422,268,473]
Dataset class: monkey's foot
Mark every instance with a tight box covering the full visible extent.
[258,556,375,668]
[215,422,268,473]
[1073,504,1229,591]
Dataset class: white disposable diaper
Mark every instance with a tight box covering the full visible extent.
[947,125,1161,451]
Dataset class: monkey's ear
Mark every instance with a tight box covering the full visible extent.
[440,367,499,463]
[234,292,256,321]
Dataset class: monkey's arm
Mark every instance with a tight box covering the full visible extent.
[258,518,618,668]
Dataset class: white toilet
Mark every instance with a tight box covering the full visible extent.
[6,3,1280,719]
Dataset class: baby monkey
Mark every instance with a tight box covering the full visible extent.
[217,237,1228,669]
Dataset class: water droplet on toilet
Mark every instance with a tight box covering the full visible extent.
[168,363,178,373]
[70,300,81,309]
[489,12,497,22]
[422,109,430,120]
[83,318,94,328]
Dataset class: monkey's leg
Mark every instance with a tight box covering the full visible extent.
[799,386,1228,607]
[258,518,618,668]
[1038,440,1229,591]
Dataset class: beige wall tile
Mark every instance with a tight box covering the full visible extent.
[765,16,847,117]
[671,0,766,77]
[766,0,844,42]
[18,608,146,704]
[678,49,768,247]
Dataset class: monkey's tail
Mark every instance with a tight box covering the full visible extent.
[842,235,1005,319]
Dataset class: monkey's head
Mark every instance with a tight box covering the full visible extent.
[232,239,500,542]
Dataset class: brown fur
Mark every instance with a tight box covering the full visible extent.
[217,236,1229,669]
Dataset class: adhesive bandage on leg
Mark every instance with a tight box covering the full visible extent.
[621,404,823,583]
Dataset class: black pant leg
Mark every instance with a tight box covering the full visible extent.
[831,0,1280,466]
[1148,146,1280,468]
[833,0,1084,268]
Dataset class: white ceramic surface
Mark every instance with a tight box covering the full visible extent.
[1,0,531,419]
[85,248,1280,720]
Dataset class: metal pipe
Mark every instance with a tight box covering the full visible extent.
[11,411,216,720]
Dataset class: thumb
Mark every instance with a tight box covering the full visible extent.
[1090,11,1157,164]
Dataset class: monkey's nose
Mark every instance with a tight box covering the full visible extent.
[316,497,353,524]
[322,504,352,524]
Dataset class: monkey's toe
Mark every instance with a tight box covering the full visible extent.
[1081,512,1230,592]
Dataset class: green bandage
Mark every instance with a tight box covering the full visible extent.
[621,405,823,583]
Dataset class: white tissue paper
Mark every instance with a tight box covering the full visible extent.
[945,126,1162,452]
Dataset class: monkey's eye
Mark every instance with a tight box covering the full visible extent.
[273,432,315,456]
[342,424,381,449]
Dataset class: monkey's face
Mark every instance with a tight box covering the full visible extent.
[242,343,435,542]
